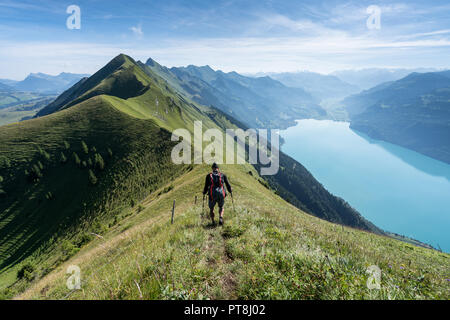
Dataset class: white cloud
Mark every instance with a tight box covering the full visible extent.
[1,29,450,79]
[2,1,450,79]
[130,24,143,37]
[398,29,450,40]
[262,14,316,32]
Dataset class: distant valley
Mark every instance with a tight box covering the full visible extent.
[0,72,88,125]
[1,72,90,94]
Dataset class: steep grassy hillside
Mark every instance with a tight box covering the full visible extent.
[142,57,378,231]
[36,54,145,117]
[0,54,228,290]
[17,164,450,300]
[0,96,189,287]
[35,54,379,234]
[0,54,389,299]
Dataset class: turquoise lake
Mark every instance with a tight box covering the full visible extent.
[280,119,450,252]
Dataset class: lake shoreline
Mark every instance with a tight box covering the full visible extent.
[280,119,450,252]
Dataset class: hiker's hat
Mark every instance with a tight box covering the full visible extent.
[212,162,219,169]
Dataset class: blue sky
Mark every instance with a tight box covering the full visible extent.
[1,0,450,79]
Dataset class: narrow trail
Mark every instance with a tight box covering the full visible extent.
[198,198,238,299]
[220,234,237,299]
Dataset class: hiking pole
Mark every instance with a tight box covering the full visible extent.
[231,192,235,212]
[202,194,205,218]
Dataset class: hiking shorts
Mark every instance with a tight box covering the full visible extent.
[209,192,225,209]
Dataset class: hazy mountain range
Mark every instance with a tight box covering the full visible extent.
[145,59,326,129]
[3,67,445,127]
[332,68,439,90]
[2,64,450,166]
[250,71,360,101]
[344,71,450,164]
[0,83,13,92]
[0,72,89,94]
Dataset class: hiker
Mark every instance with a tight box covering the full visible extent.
[203,163,232,226]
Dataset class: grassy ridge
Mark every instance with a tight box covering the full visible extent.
[143,56,380,233]
[0,54,254,293]
[0,95,189,288]
[2,54,447,300]
[18,164,449,300]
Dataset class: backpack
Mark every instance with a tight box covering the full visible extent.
[209,171,226,200]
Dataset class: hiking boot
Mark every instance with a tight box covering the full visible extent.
[219,217,224,226]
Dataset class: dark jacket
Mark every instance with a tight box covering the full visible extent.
[203,171,232,197]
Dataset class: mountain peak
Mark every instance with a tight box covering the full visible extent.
[201,65,215,73]
[36,53,147,117]
[27,72,48,79]
[145,57,159,67]
[111,53,133,65]
[185,64,215,72]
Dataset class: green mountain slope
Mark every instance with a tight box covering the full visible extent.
[1,54,390,298]
[143,58,376,231]
[0,96,187,285]
[344,71,450,164]
[144,58,326,129]
[35,54,379,234]
[18,164,450,300]
[36,54,146,117]
[0,54,225,289]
